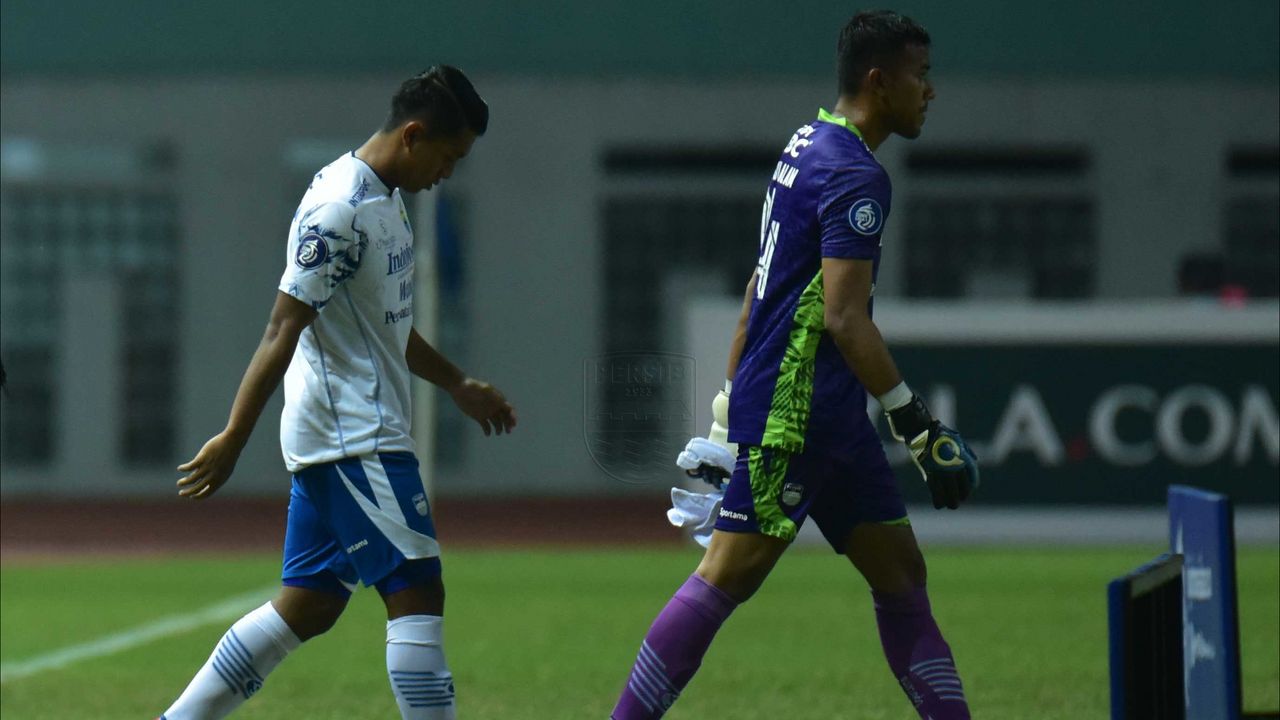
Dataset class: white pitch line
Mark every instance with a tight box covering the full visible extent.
[0,585,276,683]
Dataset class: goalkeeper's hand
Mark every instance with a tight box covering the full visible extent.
[675,387,737,489]
[886,395,980,510]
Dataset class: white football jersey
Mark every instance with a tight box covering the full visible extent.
[278,152,417,472]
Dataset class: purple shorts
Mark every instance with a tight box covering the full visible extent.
[714,442,909,553]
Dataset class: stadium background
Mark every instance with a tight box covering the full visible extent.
[0,1,1277,717]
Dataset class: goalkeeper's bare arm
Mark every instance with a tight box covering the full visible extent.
[725,272,757,382]
[820,257,904,396]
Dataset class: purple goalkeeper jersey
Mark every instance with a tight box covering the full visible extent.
[728,109,892,457]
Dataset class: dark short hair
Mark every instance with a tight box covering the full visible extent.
[837,10,931,96]
[384,65,489,137]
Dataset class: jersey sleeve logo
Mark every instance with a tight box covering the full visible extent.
[295,232,330,269]
[849,198,884,236]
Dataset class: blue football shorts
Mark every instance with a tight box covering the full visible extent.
[282,451,441,597]
[713,441,909,553]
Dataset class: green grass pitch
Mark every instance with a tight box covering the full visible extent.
[2,546,1277,719]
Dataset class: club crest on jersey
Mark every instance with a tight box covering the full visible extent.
[781,483,804,506]
[412,492,429,517]
[295,233,329,269]
[849,198,883,236]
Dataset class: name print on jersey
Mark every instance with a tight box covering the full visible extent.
[782,123,816,158]
[771,161,799,189]
[757,188,780,300]
[757,124,818,299]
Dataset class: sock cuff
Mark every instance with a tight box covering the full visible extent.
[871,585,932,615]
[678,573,739,620]
[387,614,444,646]
[251,602,302,653]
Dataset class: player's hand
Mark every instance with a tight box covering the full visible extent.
[449,377,517,436]
[676,437,735,489]
[176,431,245,500]
[675,386,738,488]
[886,395,980,510]
[914,424,979,509]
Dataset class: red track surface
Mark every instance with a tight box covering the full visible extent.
[0,496,682,562]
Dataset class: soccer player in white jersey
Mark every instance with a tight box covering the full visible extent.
[159,66,515,720]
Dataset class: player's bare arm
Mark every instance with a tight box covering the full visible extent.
[405,327,516,436]
[724,272,757,381]
[823,255,978,509]
[177,291,317,499]
[821,256,902,395]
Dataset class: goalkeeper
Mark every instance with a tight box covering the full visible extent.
[612,11,976,720]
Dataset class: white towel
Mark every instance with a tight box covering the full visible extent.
[667,486,724,548]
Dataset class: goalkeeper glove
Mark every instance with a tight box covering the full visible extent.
[885,394,979,510]
[675,383,737,489]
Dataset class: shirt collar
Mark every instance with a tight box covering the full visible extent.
[816,108,866,141]
[349,151,393,196]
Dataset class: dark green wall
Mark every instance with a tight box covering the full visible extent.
[2,0,1277,80]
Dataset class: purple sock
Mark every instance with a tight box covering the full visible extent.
[873,586,970,719]
[611,573,738,720]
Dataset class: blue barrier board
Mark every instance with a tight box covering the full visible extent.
[1169,484,1242,720]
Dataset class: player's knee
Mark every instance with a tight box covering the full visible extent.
[380,561,445,618]
[695,530,789,602]
[383,581,445,618]
[865,547,927,594]
[302,608,343,640]
[903,548,927,587]
[695,550,776,602]
[695,564,765,603]
[274,591,347,641]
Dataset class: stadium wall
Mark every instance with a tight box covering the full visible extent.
[0,76,1277,499]
[2,0,1276,81]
